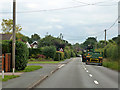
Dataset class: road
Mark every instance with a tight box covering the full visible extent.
[35,57,118,88]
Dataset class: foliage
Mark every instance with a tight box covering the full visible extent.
[41,46,56,59]
[71,50,76,57]
[1,19,22,33]
[36,54,46,59]
[30,33,41,42]
[104,44,118,61]
[38,35,70,50]
[82,37,97,48]
[29,48,42,58]
[103,60,119,71]
[2,40,29,71]
[28,58,36,61]
[54,51,64,61]
[16,33,29,42]
[2,40,11,54]
[64,46,71,59]
[15,41,29,70]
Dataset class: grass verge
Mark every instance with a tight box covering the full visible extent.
[28,61,61,64]
[2,75,20,82]
[17,65,43,72]
[103,60,119,71]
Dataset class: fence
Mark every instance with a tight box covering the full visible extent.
[0,53,11,72]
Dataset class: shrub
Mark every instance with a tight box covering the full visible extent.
[71,50,76,57]
[41,46,56,59]
[36,54,46,59]
[2,40,29,71]
[54,51,64,61]
[2,40,12,54]
[104,44,118,61]
[28,58,36,61]
[15,41,29,70]
[64,50,71,59]
[29,48,42,58]
[54,51,61,61]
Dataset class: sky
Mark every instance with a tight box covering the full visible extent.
[0,0,119,44]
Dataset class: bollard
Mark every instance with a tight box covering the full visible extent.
[2,70,4,79]
[13,68,14,75]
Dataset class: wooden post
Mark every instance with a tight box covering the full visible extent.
[5,54,8,72]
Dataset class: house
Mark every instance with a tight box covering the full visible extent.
[25,42,31,48]
[0,34,31,48]
[30,41,38,48]
[0,34,12,40]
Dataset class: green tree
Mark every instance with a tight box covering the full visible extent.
[31,33,40,41]
[82,37,97,48]
[1,19,22,33]
[38,35,69,50]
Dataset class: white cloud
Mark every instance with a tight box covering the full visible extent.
[37,25,53,30]
[49,18,61,23]
[55,25,63,29]
[0,0,118,43]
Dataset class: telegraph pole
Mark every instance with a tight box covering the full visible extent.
[12,0,16,74]
[104,29,107,46]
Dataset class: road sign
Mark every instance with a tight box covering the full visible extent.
[59,48,63,52]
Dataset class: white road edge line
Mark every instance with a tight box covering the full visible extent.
[89,74,92,77]
[58,64,65,68]
[94,80,99,85]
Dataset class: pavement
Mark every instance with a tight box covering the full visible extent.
[2,58,72,89]
[35,57,119,88]
[0,72,23,76]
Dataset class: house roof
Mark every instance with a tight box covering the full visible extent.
[0,34,12,40]
[31,41,38,45]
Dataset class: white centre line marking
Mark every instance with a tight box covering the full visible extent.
[84,68,86,70]
[89,74,92,77]
[94,80,99,85]
[86,70,89,72]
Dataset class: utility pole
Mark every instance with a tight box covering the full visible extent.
[95,36,97,49]
[12,0,16,74]
[104,29,107,46]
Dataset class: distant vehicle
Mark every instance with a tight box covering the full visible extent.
[85,52,103,66]
[82,45,103,66]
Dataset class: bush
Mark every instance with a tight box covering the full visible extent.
[104,44,118,61]
[54,51,64,61]
[36,54,46,59]
[2,40,29,71]
[41,46,56,59]
[15,41,29,70]
[71,50,76,57]
[2,40,12,54]
[64,49,71,59]
[29,48,42,58]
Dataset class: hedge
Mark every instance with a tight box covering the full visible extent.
[71,50,76,57]
[41,46,56,59]
[2,40,29,71]
[15,41,29,70]
[103,43,119,61]
[2,40,11,54]
[64,49,71,59]
[29,48,42,58]
[54,51,64,61]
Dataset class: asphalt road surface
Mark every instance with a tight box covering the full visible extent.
[35,57,119,88]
